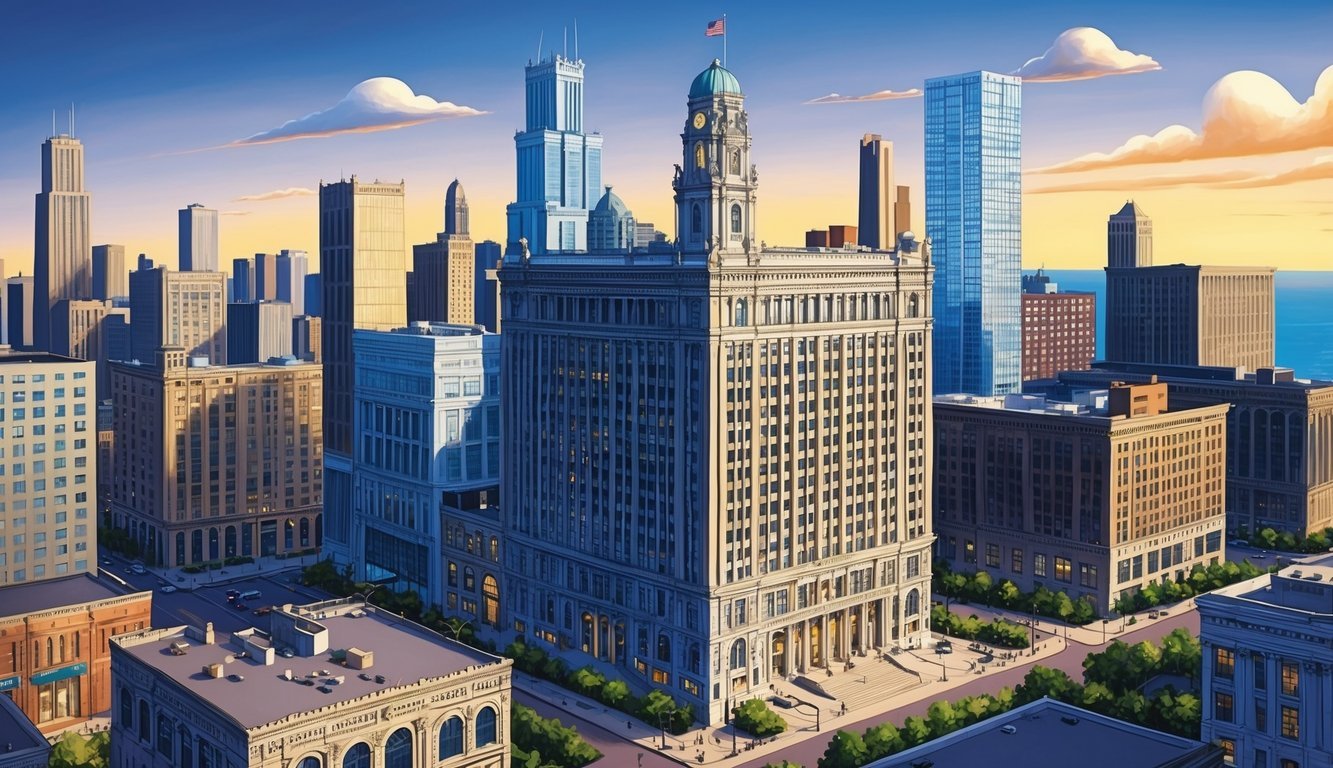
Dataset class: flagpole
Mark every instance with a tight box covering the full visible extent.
[723,13,728,68]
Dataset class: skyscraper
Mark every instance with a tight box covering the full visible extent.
[1108,200,1153,269]
[474,240,502,332]
[34,134,92,352]
[894,185,912,239]
[411,180,474,325]
[926,70,1022,396]
[319,177,407,565]
[500,60,934,724]
[275,249,308,315]
[91,244,127,300]
[505,53,603,254]
[6,276,35,350]
[253,251,279,300]
[128,265,227,365]
[226,300,293,363]
[232,256,255,302]
[178,203,218,271]
[857,134,894,250]
[304,273,322,317]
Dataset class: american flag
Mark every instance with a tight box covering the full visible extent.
[706,18,726,37]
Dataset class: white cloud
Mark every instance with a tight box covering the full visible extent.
[219,210,250,217]
[233,77,486,146]
[1040,65,1333,172]
[1209,155,1333,189]
[233,187,316,202]
[1014,27,1161,82]
[805,88,922,105]
[1026,169,1253,194]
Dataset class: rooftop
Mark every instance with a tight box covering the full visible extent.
[936,392,1111,418]
[0,695,48,759]
[1086,361,1333,390]
[116,599,506,731]
[0,574,135,621]
[1202,552,1333,615]
[866,698,1219,768]
[0,350,87,366]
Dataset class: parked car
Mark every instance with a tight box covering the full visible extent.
[252,606,273,616]
[225,589,241,602]
[769,696,795,709]
[130,563,146,575]
[935,640,953,654]
[159,585,177,594]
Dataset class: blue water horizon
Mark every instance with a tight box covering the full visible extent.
[1038,270,1333,381]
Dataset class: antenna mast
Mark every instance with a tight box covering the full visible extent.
[536,31,543,63]
[574,19,579,60]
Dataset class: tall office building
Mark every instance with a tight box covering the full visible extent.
[91,244,127,300]
[411,180,474,325]
[275,249,308,315]
[1105,264,1275,370]
[303,273,321,317]
[894,185,912,240]
[231,257,254,303]
[253,251,279,300]
[34,134,92,352]
[291,315,321,362]
[1108,200,1153,269]
[926,70,1023,396]
[505,53,603,254]
[177,203,218,272]
[350,324,500,610]
[500,61,935,724]
[128,266,227,366]
[0,350,99,584]
[109,352,323,566]
[1021,269,1096,382]
[857,134,894,249]
[50,298,126,398]
[6,276,35,350]
[226,300,293,363]
[1198,553,1333,768]
[934,384,1228,613]
[474,241,502,332]
[588,186,636,250]
[319,178,407,566]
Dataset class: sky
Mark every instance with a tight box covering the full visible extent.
[2,0,1331,277]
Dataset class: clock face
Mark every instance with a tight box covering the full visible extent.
[693,112,707,130]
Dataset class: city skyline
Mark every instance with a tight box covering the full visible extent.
[2,1,1331,278]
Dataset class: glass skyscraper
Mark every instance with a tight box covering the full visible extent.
[926,71,1022,395]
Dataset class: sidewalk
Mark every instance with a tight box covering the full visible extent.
[154,552,319,590]
[937,596,1197,647]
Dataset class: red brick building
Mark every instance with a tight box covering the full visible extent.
[0,575,151,734]
[1022,273,1096,382]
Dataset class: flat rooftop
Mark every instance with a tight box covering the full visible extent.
[0,694,48,756]
[867,698,1216,768]
[1215,552,1333,615]
[118,600,505,730]
[0,574,134,621]
[0,351,85,366]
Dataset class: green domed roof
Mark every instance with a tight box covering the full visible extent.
[689,59,742,99]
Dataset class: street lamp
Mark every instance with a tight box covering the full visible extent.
[657,710,668,750]
[1101,619,1109,644]
[443,618,474,643]
[936,647,948,682]
[1029,604,1037,657]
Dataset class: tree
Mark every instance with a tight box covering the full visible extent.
[734,698,787,738]
[511,703,601,768]
[1015,666,1081,705]
[862,722,904,761]
[900,715,933,748]
[568,667,606,698]
[925,699,960,738]
[994,579,1023,609]
[600,679,632,709]
[765,762,805,768]
[818,730,869,768]
[49,731,109,768]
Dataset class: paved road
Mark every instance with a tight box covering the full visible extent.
[517,691,682,768]
[736,610,1200,768]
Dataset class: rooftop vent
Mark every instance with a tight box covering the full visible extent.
[203,663,224,678]
[346,647,374,670]
[227,674,244,682]
[1292,570,1304,578]
[1307,574,1324,581]
[1061,716,1080,725]
[1000,725,1017,735]
[169,641,189,656]
[374,674,386,685]
[317,686,332,694]
[282,669,293,680]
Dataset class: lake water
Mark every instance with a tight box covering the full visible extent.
[1039,270,1333,381]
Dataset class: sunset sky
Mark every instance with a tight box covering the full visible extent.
[2,0,1331,277]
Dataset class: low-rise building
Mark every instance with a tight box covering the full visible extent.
[1198,552,1333,768]
[0,694,51,768]
[0,574,151,734]
[934,382,1229,612]
[111,598,511,768]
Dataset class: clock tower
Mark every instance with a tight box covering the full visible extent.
[674,59,756,262]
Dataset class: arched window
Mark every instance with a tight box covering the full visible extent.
[156,713,173,757]
[477,706,498,746]
[657,633,672,663]
[464,566,476,592]
[138,699,150,741]
[342,743,371,768]
[689,643,702,673]
[735,298,748,327]
[59,634,66,662]
[439,716,464,758]
[581,612,595,654]
[730,639,747,670]
[384,727,413,768]
[46,638,53,665]
[296,758,321,768]
[694,142,706,169]
[730,204,742,234]
[905,588,920,617]
[448,561,458,587]
[729,150,741,175]
[908,293,920,318]
[489,536,499,562]
[691,203,702,236]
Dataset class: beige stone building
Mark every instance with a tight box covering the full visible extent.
[108,351,322,566]
[934,382,1229,612]
[1105,264,1274,371]
[128,265,228,366]
[111,598,510,768]
[410,181,474,326]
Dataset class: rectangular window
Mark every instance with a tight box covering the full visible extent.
[1280,705,1299,739]
[1214,647,1235,678]
[1253,653,1266,690]
[906,555,920,579]
[1218,739,1234,766]
[1213,692,1233,722]
[1078,563,1098,588]
[1011,548,1023,574]
[1054,557,1072,583]
[1254,701,1267,732]
[985,543,999,568]
[1281,661,1299,696]
[1034,553,1047,578]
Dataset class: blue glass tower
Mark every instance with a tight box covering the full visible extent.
[506,54,603,254]
[926,70,1022,395]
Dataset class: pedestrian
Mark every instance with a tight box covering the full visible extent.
[628,720,633,731]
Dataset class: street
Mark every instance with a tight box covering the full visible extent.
[516,691,680,768]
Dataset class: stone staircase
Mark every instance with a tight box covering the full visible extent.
[817,657,922,711]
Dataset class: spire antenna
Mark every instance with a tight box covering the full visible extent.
[52,109,56,137]
[536,30,543,63]
[574,19,579,60]
[69,103,75,136]
[563,26,567,58]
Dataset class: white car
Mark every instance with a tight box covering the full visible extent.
[159,585,177,594]
[130,564,146,575]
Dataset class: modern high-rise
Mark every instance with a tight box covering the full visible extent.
[109,351,323,566]
[128,265,227,365]
[226,300,293,363]
[1038,362,1333,539]
[292,315,321,362]
[231,257,254,303]
[177,203,218,272]
[34,134,92,353]
[926,70,1023,396]
[350,324,500,611]
[1021,269,1096,382]
[91,244,127,300]
[857,134,894,249]
[275,249,308,315]
[252,251,279,300]
[499,60,935,724]
[319,178,407,566]
[474,241,502,332]
[6,276,36,350]
[411,180,474,325]
[505,53,603,254]
[588,186,636,250]
[1198,552,1333,768]
[303,273,322,317]
[0,351,98,585]
[1105,264,1275,370]
[1108,200,1153,269]
[933,383,1229,613]
[50,298,126,399]
[893,185,912,240]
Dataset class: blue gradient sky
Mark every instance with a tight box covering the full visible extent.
[3,0,1331,274]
